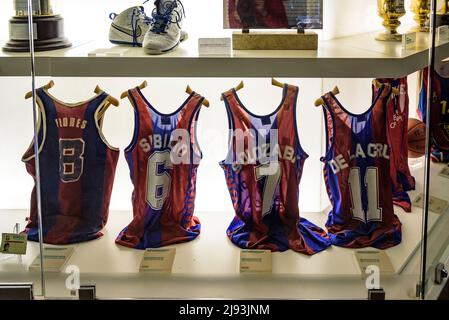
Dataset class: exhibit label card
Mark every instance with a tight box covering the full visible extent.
[0,233,27,255]
[402,32,417,51]
[29,247,74,272]
[140,248,176,273]
[439,166,449,179]
[413,193,449,215]
[240,250,272,273]
[355,250,394,276]
[438,25,449,43]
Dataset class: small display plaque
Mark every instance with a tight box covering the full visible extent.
[413,193,449,215]
[29,246,74,272]
[355,250,394,276]
[139,248,176,273]
[0,233,27,255]
[240,249,272,273]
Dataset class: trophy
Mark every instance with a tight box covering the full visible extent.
[376,0,406,41]
[3,0,71,52]
[437,0,449,26]
[411,0,431,32]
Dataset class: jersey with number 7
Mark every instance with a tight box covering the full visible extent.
[115,87,205,249]
[321,84,402,249]
[22,87,119,244]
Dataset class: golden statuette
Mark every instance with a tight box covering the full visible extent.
[411,0,431,32]
[376,0,406,41]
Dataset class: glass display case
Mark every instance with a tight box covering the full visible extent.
[0,0,448,300]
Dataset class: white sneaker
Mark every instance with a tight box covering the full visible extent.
[109,6,152,47]
[143,0,188,55]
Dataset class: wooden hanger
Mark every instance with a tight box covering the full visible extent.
[372,79,400,95]
[314,86,340,107]
[94,85,119,107]
[25,80,54,99]
[221,81,244,101]
[121,80,147,99]
[271,78,284,89]
[185,85,210,107]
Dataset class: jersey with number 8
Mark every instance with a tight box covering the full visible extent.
[115,87,205,249]
[321,84,402,249]
[22,87,119,244]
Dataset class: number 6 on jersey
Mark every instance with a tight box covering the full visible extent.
[146,151,173,210]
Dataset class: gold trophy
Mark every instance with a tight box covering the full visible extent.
[437,0,449,26]
[376,0,406,41]
[411,0,431,32]
[3,0,71,52]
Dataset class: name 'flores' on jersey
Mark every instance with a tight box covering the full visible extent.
[116,87,204,249]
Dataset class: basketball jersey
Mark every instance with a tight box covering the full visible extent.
[373,78,415,212]
[220,84,331,255]
[321,84,402,249]
[22,87,119,244]
[116,87,204,249]
[419,65,449,160]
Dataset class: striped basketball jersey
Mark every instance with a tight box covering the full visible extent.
[419,65,449,162]
[220,84,331,255]
[22,87,119,244]
[373,78,415,212]
[321,84,402,249]
[116,87,204,249]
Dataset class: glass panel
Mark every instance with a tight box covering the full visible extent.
[0,0,44,298]
[422,0,449,299]
[2,0,443,300]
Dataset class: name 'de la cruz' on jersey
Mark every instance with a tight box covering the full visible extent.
[22,87,119,244]
[116,87,205,249]
[373,78,415,212]
[419,64,449,162]
[321,84,402,249]
[220,84,331,255]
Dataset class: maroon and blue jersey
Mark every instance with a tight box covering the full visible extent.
[220,84,331,255]
[116,87,204,249]
[22,87,119,244]
[419,65,449,162]
[321,84,402,249]
[373,78,415,212]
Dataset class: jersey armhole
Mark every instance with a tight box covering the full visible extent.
[189,97,205,164]
[220,93,236,166]
[124,90,140,153]
[321,97,335,162]
[292,86,309,159]
[94,98,120,152]
[22,95,47,162]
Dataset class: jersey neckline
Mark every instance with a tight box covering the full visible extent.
[43,88,105,108]
[327,84,386,118]
[136,87,196,117]
[231,84,289,118]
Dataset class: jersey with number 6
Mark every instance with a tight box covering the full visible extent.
[116,87,204,249]
[321,84,402,249]
[220,84,331,255]
[22,87,119,244]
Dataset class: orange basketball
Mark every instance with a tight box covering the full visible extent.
[408,118,427,158]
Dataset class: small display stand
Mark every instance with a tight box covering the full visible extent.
[232,28,318,50]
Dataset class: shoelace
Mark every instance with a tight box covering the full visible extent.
[130,6,153,46]
[150,0,185,34]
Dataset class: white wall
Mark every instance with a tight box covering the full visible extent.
[0,1,425,216]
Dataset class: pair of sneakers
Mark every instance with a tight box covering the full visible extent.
[109,0,187,55]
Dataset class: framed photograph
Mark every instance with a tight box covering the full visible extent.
[223,0,323,29]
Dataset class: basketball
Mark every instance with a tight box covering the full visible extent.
[407,118,427,158]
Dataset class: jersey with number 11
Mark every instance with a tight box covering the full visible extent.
[321,84,402,249]
[116,87,205,249]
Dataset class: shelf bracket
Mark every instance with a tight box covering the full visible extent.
[368,288,385,300]
[78,284,96,300]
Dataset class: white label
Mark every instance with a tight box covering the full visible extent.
[240,250,272,273]
[355,250,394,275]
[139,248,176,273]
[9,23,37,40]
[413,193,449,215]
[439,166,449,179]
[88,48,129,57]
[29,247,74,273]
[198,38,232,57]
[438,25,449,43]
[402,32,417,50]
